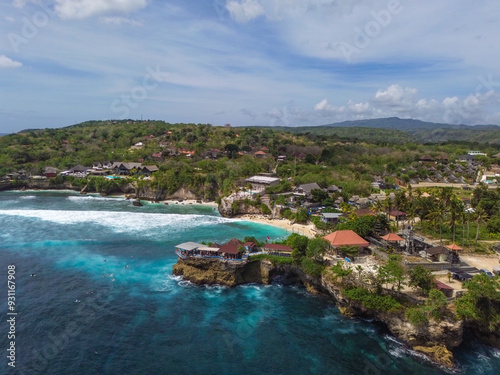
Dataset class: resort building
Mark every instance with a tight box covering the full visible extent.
[245,175,280,192]
[262,243,293,256]
[323,230,370,249]
[175,239,246,261]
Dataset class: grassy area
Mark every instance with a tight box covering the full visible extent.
[248,254,295,265]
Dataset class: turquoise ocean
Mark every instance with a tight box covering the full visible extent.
[0,191,499,375]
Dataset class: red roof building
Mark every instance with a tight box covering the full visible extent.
[323,230,369,248]
[218,239,243,255]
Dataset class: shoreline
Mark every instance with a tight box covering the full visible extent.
[235,214,317,238]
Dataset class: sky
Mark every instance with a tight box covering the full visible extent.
[1,0,500,133]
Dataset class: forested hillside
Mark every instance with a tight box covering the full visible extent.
[0,120,498,199]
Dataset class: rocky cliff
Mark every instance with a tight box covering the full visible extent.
[172,257,465,369]
[218,197,274,218]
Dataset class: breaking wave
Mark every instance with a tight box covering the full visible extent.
[0,209,235,234]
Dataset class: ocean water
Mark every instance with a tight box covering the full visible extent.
[0,191,499,375]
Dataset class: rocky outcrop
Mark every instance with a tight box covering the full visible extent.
[469,323,500,349]
[172,258,318,289]
[218,197,272,218]
[172,257,465,369]
[172,258,270,287]
[135,185,201,202]
[413,345,454,368]
[319,272,463,368]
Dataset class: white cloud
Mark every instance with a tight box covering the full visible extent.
[373,84,418,112]
[226,0,264,23]
[0,55,22,68]
[54,0,147,19]
[100,16,142,26]
[314,84,500,125]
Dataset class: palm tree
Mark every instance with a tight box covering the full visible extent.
[428,204,445,244]
[474,206,488,252]
[394,190,407,229]
[372,199,385,216]
[448,197,463,243]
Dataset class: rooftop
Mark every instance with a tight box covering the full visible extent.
[323,230,369,248]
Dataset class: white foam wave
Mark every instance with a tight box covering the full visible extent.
[492,348,500,358]
[0,209,234,234]
[67,195,124,202]
[19,196,36,200]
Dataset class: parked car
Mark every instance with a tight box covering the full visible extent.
[480,269,494,278]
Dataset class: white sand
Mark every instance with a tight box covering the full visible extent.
[236,214,318,238]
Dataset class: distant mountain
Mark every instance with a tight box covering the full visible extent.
[273,117,500,144]
[322,117,500,132]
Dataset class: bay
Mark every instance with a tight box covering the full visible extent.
[0,191,499,375]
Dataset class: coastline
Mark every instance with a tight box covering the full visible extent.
[158,199,219,208]
[235,214,317,238]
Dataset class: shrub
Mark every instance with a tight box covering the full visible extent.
[344,287,403,312]
[301,257,325,277]
[406,307,429,326]
[408,265,434,295]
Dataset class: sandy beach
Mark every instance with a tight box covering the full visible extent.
[236,214,318,238]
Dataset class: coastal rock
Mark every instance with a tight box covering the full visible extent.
[218,197,272,218]
[169,188,197,200]
[132,199,143,207]
[172,258,266,287]
[469,323,500,349]
[413,345,454,368]
[171,256,488,369]
[172,258,316,289]
[382,312,463,349]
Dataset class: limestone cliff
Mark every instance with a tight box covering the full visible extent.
[218,197,273,218]
[172,257,465,369]
[319,273,463,368]
[172,258,271,287]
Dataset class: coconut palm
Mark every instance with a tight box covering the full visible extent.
[448,196,463,243]
[474,206,489,252]
[428,204,445,244]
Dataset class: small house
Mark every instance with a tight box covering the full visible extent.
[43,167,59,178]
[263,243,293,256]
[425,246,450,262]
[321,213,343,224]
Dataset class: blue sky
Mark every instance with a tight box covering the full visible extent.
[1,0,500,133]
